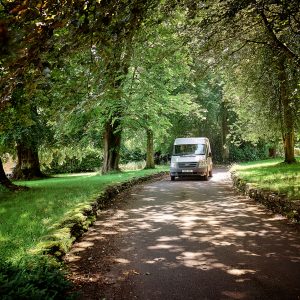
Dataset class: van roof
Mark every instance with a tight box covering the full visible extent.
[174,137,209,145]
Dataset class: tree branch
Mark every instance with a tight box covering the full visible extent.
[258,7,300,66]
[228,41,249,56]
[242,39,268,45]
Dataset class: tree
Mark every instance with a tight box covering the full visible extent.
[184,0,300,163]
[1,0,162,177]
[123,9,204,168]
[277,54,297,163]
[0,0,78,109]
[36,47,104,172]
[93,1,161,173]
[219,42,298,163]
[0,71,51,180]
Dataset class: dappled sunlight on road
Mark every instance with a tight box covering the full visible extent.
[66,168,300,300]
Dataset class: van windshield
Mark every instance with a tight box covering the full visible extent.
[174,144,206,156]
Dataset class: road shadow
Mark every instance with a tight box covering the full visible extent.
[65,168,300,300]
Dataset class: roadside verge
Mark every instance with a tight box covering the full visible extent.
[231,172,300,223]
[33,171,168,260]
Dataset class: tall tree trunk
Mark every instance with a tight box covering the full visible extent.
[220,101,229,162]
[99,25,134,174]
[268,147,276,158]
[12,142,45,180]
[0,158,28,191]
[145,128,155,169]
[101,119,122,174]
[278,56,296,164]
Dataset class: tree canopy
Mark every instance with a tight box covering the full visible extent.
[0,0,299,189]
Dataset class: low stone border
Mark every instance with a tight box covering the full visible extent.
[34,171,168,259]
[231,172,300,223]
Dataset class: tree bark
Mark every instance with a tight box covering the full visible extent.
[101,119,122,174]
[12,142,46,180]
[268,147,276,158]
[145,128,155,169]
[278,56,296,164]
[0,158,28,191]
[220,101,229,162]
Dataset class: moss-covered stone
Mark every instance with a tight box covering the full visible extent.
[30,171,167,260]
[231,172,300,223]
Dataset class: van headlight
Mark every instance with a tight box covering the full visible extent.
[170,162,176,168]
[198,160,207,166]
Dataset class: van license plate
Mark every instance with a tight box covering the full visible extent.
[182,170,193,173]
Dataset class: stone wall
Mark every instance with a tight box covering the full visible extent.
[231,173,300,223]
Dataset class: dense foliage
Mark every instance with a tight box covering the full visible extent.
[0,256,73,300]
[0,1,299,297]
[1,0,299,184]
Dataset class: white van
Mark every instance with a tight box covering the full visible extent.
[170,137,213,181]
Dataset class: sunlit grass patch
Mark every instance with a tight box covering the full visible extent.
[120,160,147,170]
[0,166,168,264]
[231,158,300,199]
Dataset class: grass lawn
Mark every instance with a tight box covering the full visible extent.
[0,166,168,264]
[230,158,300,200]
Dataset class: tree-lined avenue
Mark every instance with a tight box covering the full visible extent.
[66,169,300,299]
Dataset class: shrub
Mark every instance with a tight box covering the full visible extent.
[0,256,75,300]
[120,147,145,164]
[120,160,146,171]
[43,154,100,174]
[229,142,268,162]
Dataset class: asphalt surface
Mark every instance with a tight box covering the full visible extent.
[66,168,300,300]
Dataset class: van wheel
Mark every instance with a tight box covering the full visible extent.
[209,169,213,177]
[171,176,175,181]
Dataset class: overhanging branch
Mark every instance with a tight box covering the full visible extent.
[259,8,300,67]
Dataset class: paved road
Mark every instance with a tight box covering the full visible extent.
[66,169,300,300]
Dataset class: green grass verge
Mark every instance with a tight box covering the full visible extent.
[0,166,168,264]
[0,166,168,299]
[230,158,300,200]
[0,255,75,300]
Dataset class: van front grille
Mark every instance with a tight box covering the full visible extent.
[178,162,198,168]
